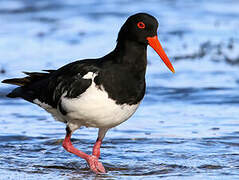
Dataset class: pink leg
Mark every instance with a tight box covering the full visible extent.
[92,138,102,159]
[62,130,105,174]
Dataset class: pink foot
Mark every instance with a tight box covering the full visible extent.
[86,155,106,174]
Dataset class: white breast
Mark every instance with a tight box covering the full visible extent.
[61,72,140,129]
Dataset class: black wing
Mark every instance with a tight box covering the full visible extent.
[2,59,100,108]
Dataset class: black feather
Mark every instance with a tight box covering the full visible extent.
[2,78,30,86]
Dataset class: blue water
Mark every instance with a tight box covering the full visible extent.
[1,0,239,179]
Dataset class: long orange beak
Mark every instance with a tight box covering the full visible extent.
[147,36,175,73]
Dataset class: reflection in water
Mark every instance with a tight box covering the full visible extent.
[0,0,239,179]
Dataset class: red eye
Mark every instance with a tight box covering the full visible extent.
[137,22,145,29]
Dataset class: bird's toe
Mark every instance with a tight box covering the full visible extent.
[87,155,106,174]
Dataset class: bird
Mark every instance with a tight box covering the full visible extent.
[2,13,175,174]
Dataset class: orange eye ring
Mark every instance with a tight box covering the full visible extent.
[137,22,145,29]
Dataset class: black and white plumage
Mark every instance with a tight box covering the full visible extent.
[2,13,175,174]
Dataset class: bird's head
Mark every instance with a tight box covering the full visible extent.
[117,13,175,73]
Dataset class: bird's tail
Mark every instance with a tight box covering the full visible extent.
[2,77,30,86]
[2,77,30,98]
[2,70,53,86]
[5,87,22,98]
[2,70,54,98]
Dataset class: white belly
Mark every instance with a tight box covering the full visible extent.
[61,73,140,129]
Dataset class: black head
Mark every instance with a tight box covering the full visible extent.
[117,13,158,44]
[117,13,175,73]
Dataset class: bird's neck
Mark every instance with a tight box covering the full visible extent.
[113,39,147,74]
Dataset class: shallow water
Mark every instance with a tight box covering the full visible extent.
[1,0,239,179]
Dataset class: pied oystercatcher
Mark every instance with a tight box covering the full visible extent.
[2,13,175,173]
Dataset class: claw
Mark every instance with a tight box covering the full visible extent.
[86,155,106,174]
